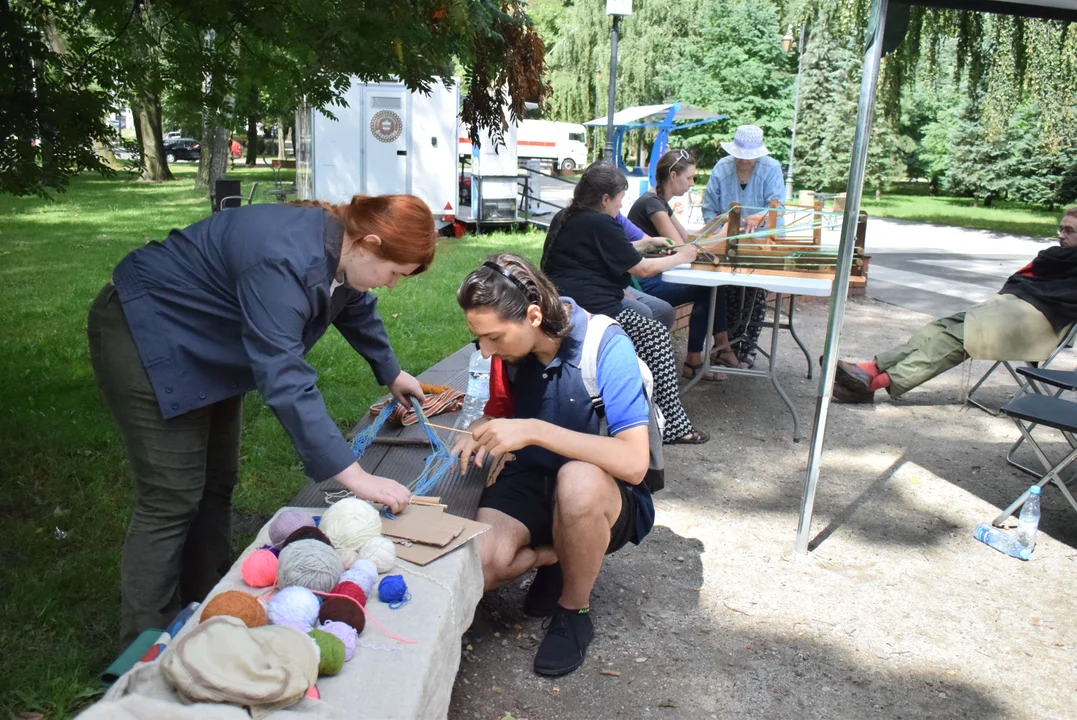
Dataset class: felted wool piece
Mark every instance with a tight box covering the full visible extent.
[276,539,343,593]
[266,586,320,632]
[357,535,397,573]
[319,497,381,551]
[307,629,346,676]
[268,509,315,547]
[161,616,317,715]
[319,620,358,661]
[318,596,366,634]
[240,549,278,588]
[200,590,267,628]
[281,525,333,550]
[336,546,359,570]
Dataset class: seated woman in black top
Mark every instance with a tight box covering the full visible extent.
[541,162,709,445]
[628,150,739,377]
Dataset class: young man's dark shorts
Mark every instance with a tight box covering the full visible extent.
[480,462,648,552]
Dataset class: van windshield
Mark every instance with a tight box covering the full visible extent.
[568,132,585,143]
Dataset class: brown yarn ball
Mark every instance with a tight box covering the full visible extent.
[318,595,366,634]
[282,525,333,550]
[200,590,267,628]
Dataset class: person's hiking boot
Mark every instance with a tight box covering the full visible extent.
[523,564,563,618]
[835,360,875,393]
[533,606,594,676]
[831,380,875,404]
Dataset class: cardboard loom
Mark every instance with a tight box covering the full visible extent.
[381,499,490,566]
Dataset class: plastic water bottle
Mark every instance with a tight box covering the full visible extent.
[1016,485,1042,549]
[454,349,490,430]
[973,524,1031,560]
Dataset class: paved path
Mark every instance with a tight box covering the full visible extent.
[863,218,1054,317]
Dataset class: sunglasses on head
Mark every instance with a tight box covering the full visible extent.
[669,149,692,175]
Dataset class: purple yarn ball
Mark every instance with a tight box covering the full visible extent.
[269,509,315,547]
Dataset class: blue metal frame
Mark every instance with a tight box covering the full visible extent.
[606,103,727,187]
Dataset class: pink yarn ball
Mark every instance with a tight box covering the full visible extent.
[269,509,315,547]
[241,549,279,588]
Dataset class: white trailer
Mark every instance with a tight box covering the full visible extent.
[296,79,459,228]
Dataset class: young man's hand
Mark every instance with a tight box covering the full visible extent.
[471,419,537,466]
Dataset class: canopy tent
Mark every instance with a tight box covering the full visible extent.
[796,0,1077,554]
[584,103,726,187]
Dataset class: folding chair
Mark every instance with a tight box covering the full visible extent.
[966,323,1077,415]
[220,182,260,210]
[995,392,1077,526]
[1004,366,1077,476]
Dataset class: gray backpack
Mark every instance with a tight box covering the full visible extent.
[580,314,666,493]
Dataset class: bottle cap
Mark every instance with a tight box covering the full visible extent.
[1019,547,1032,560]
[1028,486,1041,495]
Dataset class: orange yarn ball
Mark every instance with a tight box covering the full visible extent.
[200,590,267,628]
[241,549,279,588]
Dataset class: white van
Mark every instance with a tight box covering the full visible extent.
[458,119,588,170]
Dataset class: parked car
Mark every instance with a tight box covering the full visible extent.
[164,130,182,140]
[164,138,200,162]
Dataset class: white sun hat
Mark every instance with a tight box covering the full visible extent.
[720,125,770,160]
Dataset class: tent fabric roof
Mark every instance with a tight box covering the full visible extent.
[904,0,1077,20]
[584,104,723,127]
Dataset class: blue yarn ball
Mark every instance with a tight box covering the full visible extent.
[377,575,410,608]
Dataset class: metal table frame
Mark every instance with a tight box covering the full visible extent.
[663,266,833,442]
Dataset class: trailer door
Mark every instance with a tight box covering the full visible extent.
[363,89,410,195]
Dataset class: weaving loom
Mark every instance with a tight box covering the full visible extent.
[684,200,869,281]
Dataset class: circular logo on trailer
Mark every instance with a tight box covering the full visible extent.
[370,110,402,143]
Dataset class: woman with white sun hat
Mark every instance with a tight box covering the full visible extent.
[700,124,787,369]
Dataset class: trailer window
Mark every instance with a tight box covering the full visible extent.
[372,96,402,109]
[568,132,585,143]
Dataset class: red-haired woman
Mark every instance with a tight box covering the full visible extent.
[88,196,436,645]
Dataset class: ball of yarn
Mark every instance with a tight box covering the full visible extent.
[258,544,281,557]
[377,575,410,608]
[308,629,346,676]
[358,536,397,574]
[340,560,378,597]
[269,509,315,547]
[200,590,267,628]
[319,498,381,551]
[241,549,279,588]
[318,596,366,634]
[277,539,343,593]
[266,586,321,632]
[282,525,333,550]
[336,547,358,570]
[320,620,358,661]
[330,580,367,608]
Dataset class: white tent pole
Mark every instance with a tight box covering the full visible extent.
[794,0,890,554]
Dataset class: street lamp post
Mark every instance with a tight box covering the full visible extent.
[604,0,632,162]
[783,23,806,203]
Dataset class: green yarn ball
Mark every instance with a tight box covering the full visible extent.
[308,628,346,676]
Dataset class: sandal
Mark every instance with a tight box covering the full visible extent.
[711,348,749,369]
[683,362,727,382]
[666,429,711,445]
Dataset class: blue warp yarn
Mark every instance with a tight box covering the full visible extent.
[378,575,410,609]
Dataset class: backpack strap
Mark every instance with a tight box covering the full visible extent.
[580,313,616,415]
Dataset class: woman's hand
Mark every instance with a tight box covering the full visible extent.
[387,370,425,407]
[334,464,411,514]
[743,212,767,233]
[675,244,700,262]
[645,236,673,251]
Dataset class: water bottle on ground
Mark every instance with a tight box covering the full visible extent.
[454,349,490,430]
[1015,485,1042,550]
[974,524,1031,560]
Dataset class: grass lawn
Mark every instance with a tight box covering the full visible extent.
[0,164,543,718]
[859,191,1062,238]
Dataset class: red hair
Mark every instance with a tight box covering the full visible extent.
[294,195,437,273]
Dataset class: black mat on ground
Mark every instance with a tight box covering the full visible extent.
[289,344,488,519]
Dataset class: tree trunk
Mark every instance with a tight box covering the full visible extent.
[132,108,145,158]
[277,121,285,161]
[246,114,258,166]
[875,187,881,201]
[137,92,173,181]
[196,123,230,190]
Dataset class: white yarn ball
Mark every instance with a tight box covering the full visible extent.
[266,586,321,632]
[319,498,381,551]
[340,559,378,597]
[358,536,397,574]
[336,547,359,570]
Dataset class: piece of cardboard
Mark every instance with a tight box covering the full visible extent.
[394,516,491,566]
[381,504,465,547]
